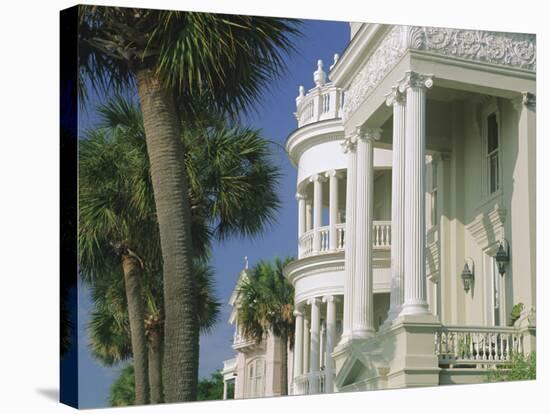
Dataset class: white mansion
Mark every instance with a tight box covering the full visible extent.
[222,22,536,399]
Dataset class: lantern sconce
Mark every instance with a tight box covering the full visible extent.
[495,240,510,276]
[461,258,475,293]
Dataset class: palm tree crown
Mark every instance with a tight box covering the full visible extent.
[237,257,295,344]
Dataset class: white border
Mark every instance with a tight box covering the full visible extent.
[0,0,545,413]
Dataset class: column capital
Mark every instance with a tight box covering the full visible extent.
[325,169,343,179]
[512,92,536,113]
[295,192,307,201]
[398,70,434,93]
[322,295,339,304]
[341,134,358,154]
[358,127,382,143]
[309,173,327,183]
[293,309,304,318]
[385,85,405,107]
[307,297,321,306]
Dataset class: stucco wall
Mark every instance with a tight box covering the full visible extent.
[435,95,535,327]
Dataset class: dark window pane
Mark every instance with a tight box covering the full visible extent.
[490,153,499,193]
[488,112,498,153]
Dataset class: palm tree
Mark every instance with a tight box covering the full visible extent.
[88,259,220,405]
[79,128,157,404]
[238,257,295,395]
[82,96,282,403]
[78,6,300,401]
[109,365,136,407]
[95,96,282,246]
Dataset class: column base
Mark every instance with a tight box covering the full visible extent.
[351,328,375,339]
[399,301,431,316]
[381,305,402,329]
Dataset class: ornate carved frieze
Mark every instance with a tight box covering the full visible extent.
[342,26,405,120]
[408,26,536,71]
[342,25,535,121]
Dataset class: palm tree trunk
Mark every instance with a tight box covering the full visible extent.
[121,254,149,405]
[136,68,198,402]
[281,333,288,395]
[148,329,163,404]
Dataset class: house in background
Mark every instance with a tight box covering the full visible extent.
[222,265,293,399]
[223,21,536,398]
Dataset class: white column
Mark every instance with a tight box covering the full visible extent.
[305,198,313,232]
[293,308,304,380]
[308,297,321,393]
[297,193,306,238]
[319,322,326,368]
[385,85,406,324]
[303,317,310,375]
[512,92,536,309]
[323,295,337,393]
[398,70,433,316]
[223,379,228,400]
[341,133,358,341]
[326,170,341,251]
[311,174,326,253]
[353,127,380,338]
[296,193,306,257]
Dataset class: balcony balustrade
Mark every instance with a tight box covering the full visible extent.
[295,84,343,128]
[435,326,525,368]
[293,370,335,395]
[298,221,391,258]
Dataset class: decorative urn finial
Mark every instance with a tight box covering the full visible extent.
[330,53,340,70]
[296,85,305,107]
[313,59,327,87]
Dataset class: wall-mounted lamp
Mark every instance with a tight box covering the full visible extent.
[461,258,475,293]
[495,240,509,276]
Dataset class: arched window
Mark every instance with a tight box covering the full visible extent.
[246,358,265,398]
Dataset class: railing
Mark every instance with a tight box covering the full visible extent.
[232,330,256,350]
[299,230,314,257]
[337,225,345,249]
[293,371,333,395]
[295,84,342,128]
[373,221,391,248]
[320,227,330,251]
[435,326,524,368]
[298,221,391,258]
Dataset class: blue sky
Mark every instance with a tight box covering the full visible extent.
[77,18,350,408]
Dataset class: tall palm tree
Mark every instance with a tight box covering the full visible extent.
[78,6,300,401]
[82,96,282,402]
[88,259,221,405]
[238,257,295,395]
[79,128,157,404]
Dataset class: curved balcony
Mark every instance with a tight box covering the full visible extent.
[295,83,343,129]
[298,221,391,259]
